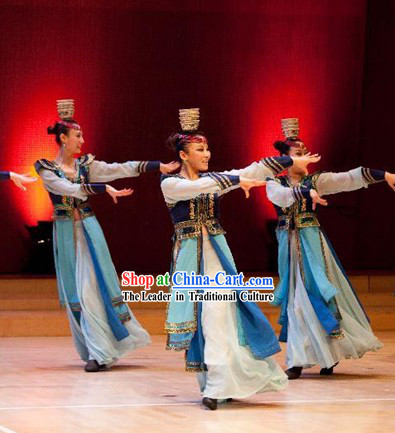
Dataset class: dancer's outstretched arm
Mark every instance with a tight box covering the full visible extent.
[88,155,179,182]
[222,154,320,180]
[266,178,327,209]
[0,171,37,190]
[37,167,133,203]
[161,173,240,204]
[37,167,107,200]
[315,167,395,195]
[266,166,395,209]
[161,172,265,204]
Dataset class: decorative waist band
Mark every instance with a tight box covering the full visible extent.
[277,212,320,230]
[174,218,226,240]
[53,203,95,221]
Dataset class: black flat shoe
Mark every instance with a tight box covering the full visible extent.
[202,397,217,410]
[84,360,101,373]
[226,398,233,402]
[320,362,339,376]
[285,366,303,380]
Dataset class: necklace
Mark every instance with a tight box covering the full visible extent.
[54,159,78,182]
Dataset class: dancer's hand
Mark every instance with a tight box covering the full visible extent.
[240,178,266,199]
[160,161,180,174]
[106,185,133,204]
[292,153,321,173]
[310,189,328,210]
[10,172,37,191]
[385,172,395,191]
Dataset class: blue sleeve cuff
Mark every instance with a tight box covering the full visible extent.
[0,171,10,181]
[362,167,385,184]
[81,183,107,195]
[209,172,240,189]
[276,156,293,169]
[137,161,161,173]
[261,156,293,175]
[292,186,310,201]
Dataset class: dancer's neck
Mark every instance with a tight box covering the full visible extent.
[54,149,75,167]
[287,169,308,185]
[180,163,200,180]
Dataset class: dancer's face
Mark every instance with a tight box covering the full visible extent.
[288,142,307,158]
[60,129,84,155]
[288,142,309,175]
[180,138,211,172]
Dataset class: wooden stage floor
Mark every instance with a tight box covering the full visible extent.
[0,333,394,433]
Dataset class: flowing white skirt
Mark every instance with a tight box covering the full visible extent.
[286,231,383,369]
[197,237,288,399]
[64,221,150,366]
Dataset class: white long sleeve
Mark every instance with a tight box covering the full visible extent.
[266,167,373,208]
[223,162,270,180]
[315,168,366,196]
[222,156,294,180]
[88,160,142,182]
[39,169,89,200]
[266,180,296,208]
[161,173,239,204]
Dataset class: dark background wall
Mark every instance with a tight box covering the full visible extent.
[357,0,395,270]
[0,0,393,274]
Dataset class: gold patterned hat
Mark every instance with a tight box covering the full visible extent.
[281,118,299,140]
[179,108,200,131]
[55,99,81,130]
[56,99,75,120]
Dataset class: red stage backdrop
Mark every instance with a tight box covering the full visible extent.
[0,0,392,274]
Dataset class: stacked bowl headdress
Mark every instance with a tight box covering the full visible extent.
[55,99,81,130]
[281,117,306,150]
[174,108,206,150]
[281,118,299,140]
[179,108,200,132]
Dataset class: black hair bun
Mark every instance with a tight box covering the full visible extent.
[273,140,290,155]
[47,124,57,135]
[166,133,180,151]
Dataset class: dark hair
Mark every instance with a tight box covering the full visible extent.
[166,130,207,162]
[273,140,290,155]
[273,137,303,155]
[47,119,79,146]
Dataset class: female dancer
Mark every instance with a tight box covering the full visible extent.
[35,99,178,372]
[161,109,319,410]
[266,118,392,379]
[0,171,36,189]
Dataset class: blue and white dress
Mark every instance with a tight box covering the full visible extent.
[35,155,159,366]
[161,156,293,400]
[266,167,384,369]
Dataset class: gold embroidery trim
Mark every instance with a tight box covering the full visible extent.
[79,154,96,167]
[165,319,197,334]
[295,229,306,285]
[208,194,215,218]
[261,157,279,174]
[174,219,225,240]
[294,212,320,228]
[189,199,196,220]
[277,212,320,229]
